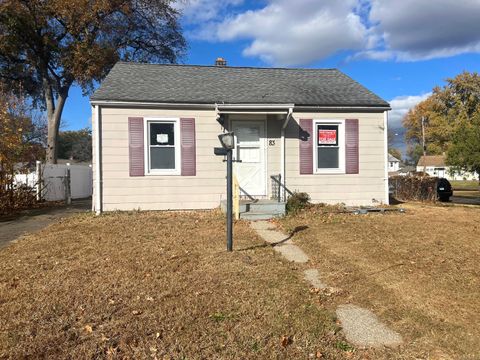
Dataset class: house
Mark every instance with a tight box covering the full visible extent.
[90,61,391,213]
[388,154,400,173]
[416,155,477,180]
[397,165,415,176]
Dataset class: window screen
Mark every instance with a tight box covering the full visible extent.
[317,124,339,169]
[149,122,175,170]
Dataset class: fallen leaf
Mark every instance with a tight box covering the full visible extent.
[280,335,292,347]
[84,325,93,333]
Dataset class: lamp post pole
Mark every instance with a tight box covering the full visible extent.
[226,149,233,252]
[215,129,235,252]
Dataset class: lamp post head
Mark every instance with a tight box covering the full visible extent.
[218,132,235,150]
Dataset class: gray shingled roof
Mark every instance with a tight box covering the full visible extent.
[388,154,401,162]
[91,62,389,107]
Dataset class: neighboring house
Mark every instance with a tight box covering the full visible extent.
[416,155,477,180]
[388,154,400,173]
[90,61,391,212]
[397,165,416,176]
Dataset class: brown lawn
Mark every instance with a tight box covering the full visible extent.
[0,210,361,359]
[278,204,480,359]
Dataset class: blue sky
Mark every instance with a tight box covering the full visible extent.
[62,0,480,154]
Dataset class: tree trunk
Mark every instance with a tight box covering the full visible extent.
[45,82,69,164]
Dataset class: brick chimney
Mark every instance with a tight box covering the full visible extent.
[215,57,227,66]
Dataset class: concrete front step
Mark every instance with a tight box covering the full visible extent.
[240,212,283,221]
[220,199,286,220]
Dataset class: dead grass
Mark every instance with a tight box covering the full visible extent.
[450,180,479,191]
[453,190,480,199]
[278,204,480,359]
[0,210,361,359]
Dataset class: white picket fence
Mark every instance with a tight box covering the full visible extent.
[14,162,93,202]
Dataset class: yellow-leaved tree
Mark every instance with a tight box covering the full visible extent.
[0,87,45,214]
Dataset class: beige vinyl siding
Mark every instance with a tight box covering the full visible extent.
[99,107,225,211]
[266,115,282,197]
[95,107,387,211]
[285,112,387,206]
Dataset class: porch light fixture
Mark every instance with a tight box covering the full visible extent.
[218,132,235,150]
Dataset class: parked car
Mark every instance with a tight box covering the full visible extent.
[437,178,453,201]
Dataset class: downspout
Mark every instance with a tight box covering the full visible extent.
[93,105,102,214]
[383,110,390,205]
[280,107,293,201]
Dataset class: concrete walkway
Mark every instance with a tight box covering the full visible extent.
[251,220,403,349]
[0,199,91,249]
[250,221,309,263]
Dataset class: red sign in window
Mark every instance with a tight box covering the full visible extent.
[318,129,337,145]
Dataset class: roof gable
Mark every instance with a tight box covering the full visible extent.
[417,155,446,167]
[388,154,400,162]
[91,62,390,108]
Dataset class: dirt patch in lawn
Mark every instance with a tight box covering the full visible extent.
[0,210,366,359]
[278,204,480,359]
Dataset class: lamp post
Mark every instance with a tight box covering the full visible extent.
[216,132,235,251]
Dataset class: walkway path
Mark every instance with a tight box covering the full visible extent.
[250,220,403,349]
[0,199,91,249]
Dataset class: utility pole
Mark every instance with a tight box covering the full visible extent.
[422,116,427,173]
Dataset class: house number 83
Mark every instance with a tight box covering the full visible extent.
[269,140,275,146]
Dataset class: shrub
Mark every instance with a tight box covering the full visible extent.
[286,192,311,214]
[389,175,438,202]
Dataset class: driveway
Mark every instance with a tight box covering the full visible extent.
[450,190,480,205]
[0,199,91,249]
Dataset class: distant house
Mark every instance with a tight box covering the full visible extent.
[90,61,391,212]
[388,154,400,173]
[397,165,415,176]
[416,155,477,180]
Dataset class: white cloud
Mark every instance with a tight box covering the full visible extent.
[208,0,367,66]
[388,93,431,128]
[366,0,480,61]
[176,0,243,24]
[180,0,480,65]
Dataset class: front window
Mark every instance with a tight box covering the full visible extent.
[146,119,180,175]
[315,121,345,173]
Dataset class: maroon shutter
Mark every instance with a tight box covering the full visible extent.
[345,119,359,174]
[128,117,144,176]
[299,119,313,175]
[180,118,196,176]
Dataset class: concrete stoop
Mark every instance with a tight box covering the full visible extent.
[220,199,286,220]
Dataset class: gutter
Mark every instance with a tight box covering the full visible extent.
[90,100,390,112]
[280,108,293,201]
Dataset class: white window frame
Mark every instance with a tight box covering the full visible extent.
[313,119,345,174]
[144,117,181,175]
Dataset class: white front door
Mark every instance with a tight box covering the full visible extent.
[232,120,266,197]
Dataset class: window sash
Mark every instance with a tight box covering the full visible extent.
[313,121,345,174]
[144,118,181,175]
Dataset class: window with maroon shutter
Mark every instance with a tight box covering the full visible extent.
[312,120,349,174]
[299,119,313,174]
[128,117,145,176]
[180,118,196,176]
[345,119,359,174]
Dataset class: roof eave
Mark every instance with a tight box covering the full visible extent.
[90,99,390,111]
